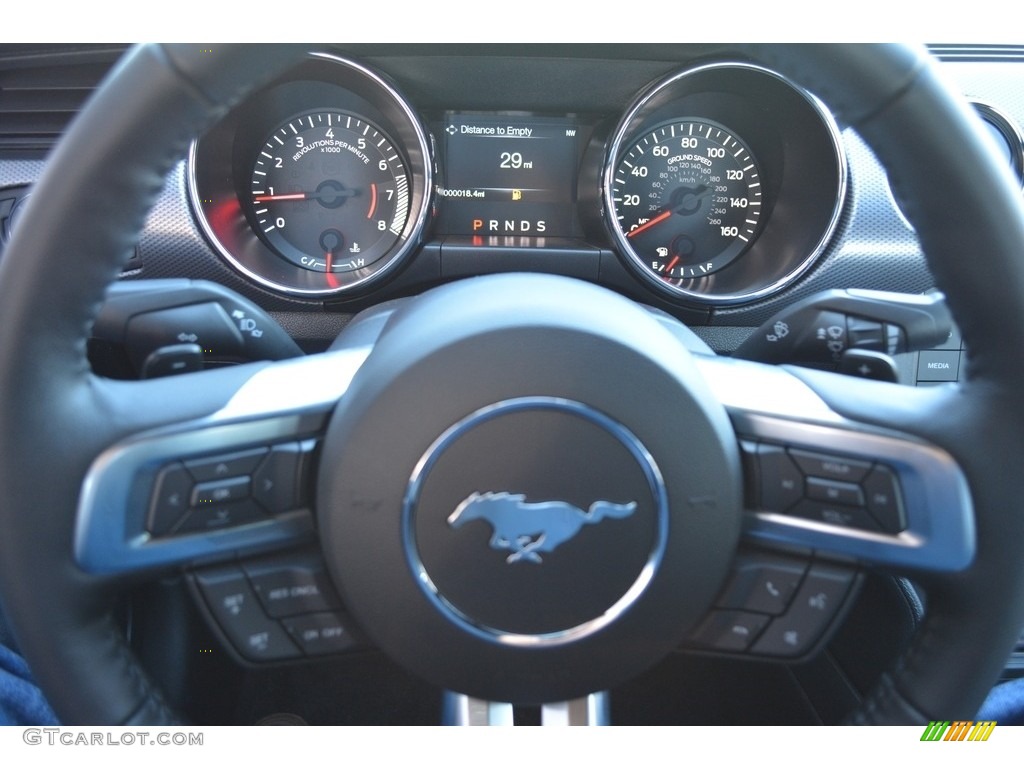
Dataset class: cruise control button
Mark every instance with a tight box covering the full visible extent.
[862,465,906,533]
[789,450,871,483]
[246,560,341,618]
[185,447,267,483]
[689,610,770,652]
[176,499,265,533]
[147,463,193,535]
[196,569,300,662]
[283,612,362,655]
[716,556,807,615]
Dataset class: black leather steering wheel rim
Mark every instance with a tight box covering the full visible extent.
[1,43,1023,725]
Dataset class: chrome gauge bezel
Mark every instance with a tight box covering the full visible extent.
[886,100,1024,231]
[603,62,848,306]
[970,101,1024,189]
[187,52,433,298]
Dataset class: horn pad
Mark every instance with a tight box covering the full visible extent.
[318,274,742,703]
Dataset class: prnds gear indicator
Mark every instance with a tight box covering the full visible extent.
[436,114,580,237]
[612,118,763,280]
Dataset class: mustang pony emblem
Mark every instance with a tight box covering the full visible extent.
[447,491,638,564]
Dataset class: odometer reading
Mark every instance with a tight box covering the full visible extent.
[612,119,762,281]
[250,110,409,275]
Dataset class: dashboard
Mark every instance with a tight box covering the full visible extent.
[188,51,846,308]
[2,44,1022,361]
[2,43,1024,725]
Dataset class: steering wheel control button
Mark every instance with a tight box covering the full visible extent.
[252,443,303,513]
[147,463,193,535]
[750,565,855,658]
[862,466,906,533]
[196,569,301,662]
[407,399,666,640]
[185,447,267,483]
[689,610,770,652]
[805,478,864,508]
[143,442,318,542]
[715,556,807,615]
[756,444,803,512]
[789,450,871,484]
[744,438,913,536]
[245,559,341,619]
[191,476,251,506]
[790,499,881,532]
[283,612,362,656]
[176,499,265,533]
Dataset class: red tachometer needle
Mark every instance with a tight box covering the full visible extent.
[253,192,307,202]
[626,209,671,238]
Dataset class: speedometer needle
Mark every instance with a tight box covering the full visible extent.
[626,210,671,238]
[626,185,713,238]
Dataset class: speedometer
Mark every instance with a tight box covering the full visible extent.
[612,119,763,281]
[601,62,846,306]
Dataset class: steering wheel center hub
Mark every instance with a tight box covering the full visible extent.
[405,397,668,641]
[317,274,743,702]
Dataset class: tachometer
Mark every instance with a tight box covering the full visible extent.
[189,52,433,298]
[611,119,762,281]
[250,110,409,276]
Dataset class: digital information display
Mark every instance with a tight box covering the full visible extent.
[435,113,580,238]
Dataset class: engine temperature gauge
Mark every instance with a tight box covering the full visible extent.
[610,118,763,282]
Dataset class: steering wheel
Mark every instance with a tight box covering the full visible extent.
[2,43,1024,726]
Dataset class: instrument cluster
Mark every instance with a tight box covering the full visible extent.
[189,51,848,308]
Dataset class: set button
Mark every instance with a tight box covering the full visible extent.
[194,552,362,663]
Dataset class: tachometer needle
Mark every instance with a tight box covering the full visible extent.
[626,210,671,238]
[254,192,308,202]
[254,183,359,205]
